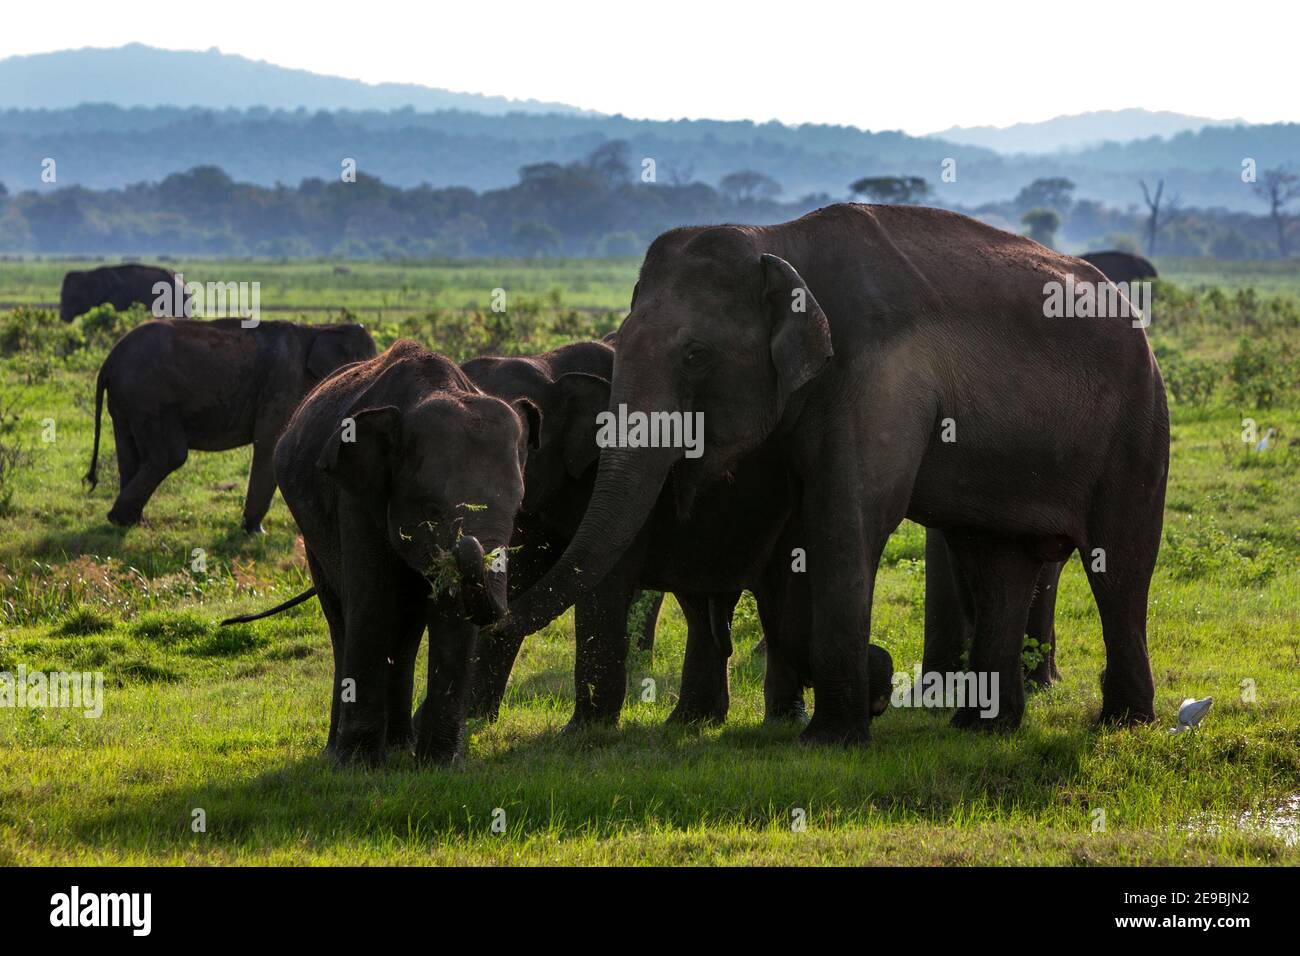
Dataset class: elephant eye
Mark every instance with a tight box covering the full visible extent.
[682,345,711,369]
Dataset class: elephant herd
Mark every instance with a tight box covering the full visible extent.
[77,206,1169,766]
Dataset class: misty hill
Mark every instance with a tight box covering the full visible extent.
[0,44,588,115]
[931,108,1246,154]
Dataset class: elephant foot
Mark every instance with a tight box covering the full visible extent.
[666,696,728,726]
[798,713,871,747]
[1097,704,1156,727]
[107,506,142,527]
[1025,662,1062,690]
[242,522,266,535]
[414,730,465,766]
[764,698,809,725]
[334,724,388,768]
[560,709,619,736]
[386,719,415,750]
[950,703,1022,733]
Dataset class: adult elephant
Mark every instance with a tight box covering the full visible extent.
[60,264,190,322]
[1081,250,1158,286]
[273,340,540,766]
[85,318,375,530]
[505,203,1169,742]
[458,341,793,729]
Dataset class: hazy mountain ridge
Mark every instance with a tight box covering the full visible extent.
[0,43,590,115]
[930,108,1248,154]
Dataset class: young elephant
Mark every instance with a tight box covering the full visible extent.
[273,340,540,766]
[85,318,375,531]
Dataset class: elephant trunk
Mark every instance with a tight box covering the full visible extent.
[503,442,679,639]
[454,533,506,626]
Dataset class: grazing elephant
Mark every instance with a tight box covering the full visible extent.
[85,318,376,531]
[504,203,1169,743]
[452,341,768,730]
[272,340,540,766]
[60,264,191,322]
[1081,250,1158,286]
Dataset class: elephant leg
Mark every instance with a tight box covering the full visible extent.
[922,528,975,678]
[241,432,278,534]
[567,579,633,731]
[385,610,426,750]
[334,523,415,767]
[110,412,140,491]
[666,591,736,725]
[944,530,1042,732]
[416,594,478,764]
[1024,560,1064,688]
[757,572,808,724]
[632,590,664,652]
[306,549,345,757]
[108,411,187,526]
[799,441,913,746]
[1084,499,1159,726]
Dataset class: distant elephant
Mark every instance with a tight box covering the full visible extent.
[505,203,1169,743]
[60,264,191,322]
[85,318,376,531]
[272,340,540,766]
[1081,250,1158,286]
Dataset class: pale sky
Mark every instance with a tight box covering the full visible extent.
[1,0,1292,134]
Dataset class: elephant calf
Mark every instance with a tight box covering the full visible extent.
[85,318,376,530]
[273,340,540,765]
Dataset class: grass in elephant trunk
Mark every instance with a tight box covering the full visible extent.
[0,260,1298,865]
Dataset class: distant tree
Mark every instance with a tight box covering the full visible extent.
[1139,179,1182,256]
[511,220,562,258]
[719,170,782,202]
[665,163,696,186]
[1014,177,1075,214]
[1021,208,1060,248]
[1252,168,1300,257]
[849,175,930,205]
[586,140,632,187]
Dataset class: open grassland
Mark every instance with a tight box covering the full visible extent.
[0,259,1297,865]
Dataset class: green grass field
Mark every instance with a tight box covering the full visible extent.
[0,259,1297,865]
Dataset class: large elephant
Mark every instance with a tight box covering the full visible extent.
[469,340,896,730]
[60,264,191,322]
[85,318,375,530]
[504,203,1169,743]
[272,340,540,766]
[1081,250,1158,286]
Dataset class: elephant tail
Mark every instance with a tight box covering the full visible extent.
[84,362,109,491]
[220,587,318,626]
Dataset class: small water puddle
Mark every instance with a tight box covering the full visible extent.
[1189,794,1300,846]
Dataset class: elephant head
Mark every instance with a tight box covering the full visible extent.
[305,324,378,383]
[505,227,832,635]
[316,392,541,626]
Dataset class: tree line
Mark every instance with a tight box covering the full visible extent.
[0,142,1294,258]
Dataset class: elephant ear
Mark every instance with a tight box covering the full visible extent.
[555,372,611,478]
[762,253,833,415]
[315,405,401,498]
[511,397,543,452]
[307,330,355,380]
